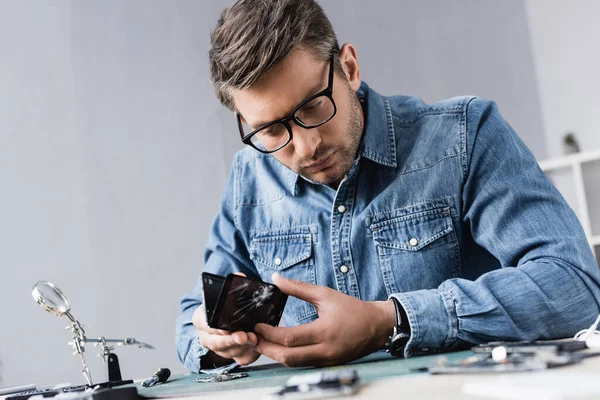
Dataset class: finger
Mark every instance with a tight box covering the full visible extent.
[192,304,208,328]
[233,346,261,366]
[272,273,328,305]
[235,352,260,366]
[198,325,222,336]
[198,330,233,351]
[235,354,258,366]
[255,338,329,367]
[247,332,258,346]
[254,322,321,347]
[231,331,250,345]
[230,331,259,345]
[198,332,252,358]
[234,272,247,277]
[193,306,222,335]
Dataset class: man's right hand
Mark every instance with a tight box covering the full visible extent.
[192,273,260,367]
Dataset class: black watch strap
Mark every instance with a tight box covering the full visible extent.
[396,298,411,334]
[387,297,411,357]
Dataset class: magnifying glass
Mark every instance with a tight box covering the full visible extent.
[32,280,72,317]
[32,280,92,384]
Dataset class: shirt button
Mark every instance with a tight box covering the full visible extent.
[274,257,282,266]
[409,238,419,247]
[337,205,346,213]
[340,265,349,273]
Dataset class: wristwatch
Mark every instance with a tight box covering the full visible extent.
[386,297,411,357]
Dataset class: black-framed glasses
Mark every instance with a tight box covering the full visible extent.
[236,52,337,154]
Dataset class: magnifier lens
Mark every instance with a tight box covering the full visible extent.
[32,281,70,315]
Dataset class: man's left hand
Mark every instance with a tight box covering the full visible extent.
[254,273,396,367]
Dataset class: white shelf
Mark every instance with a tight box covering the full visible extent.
[538,148,600,171]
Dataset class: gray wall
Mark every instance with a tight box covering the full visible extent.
[0,0,240,387]
[0,0,545,387]
[323,0,546,159]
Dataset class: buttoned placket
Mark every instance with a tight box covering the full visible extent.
[329,159,361,299]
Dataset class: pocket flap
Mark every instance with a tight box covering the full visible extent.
[250,229,313,270]
[371,208,453,251]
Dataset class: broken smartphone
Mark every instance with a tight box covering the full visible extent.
[201,272,226,324]
[202,272,287,332]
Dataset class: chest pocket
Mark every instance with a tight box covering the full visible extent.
[249,226,318,323]
[370,206,459,294]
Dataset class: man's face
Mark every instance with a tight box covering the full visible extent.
[231,46,364,187]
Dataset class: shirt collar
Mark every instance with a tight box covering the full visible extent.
[357,81,397,168]
[286,81,397,195]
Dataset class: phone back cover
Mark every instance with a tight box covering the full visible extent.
[211,275,287,332]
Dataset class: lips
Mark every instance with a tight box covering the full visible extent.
[303,152,335,173]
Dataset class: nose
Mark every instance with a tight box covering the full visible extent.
[290,124,321,160]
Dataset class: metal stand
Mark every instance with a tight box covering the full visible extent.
[31,281,154,388]
[66,318,153,386]
[94,338,133,387]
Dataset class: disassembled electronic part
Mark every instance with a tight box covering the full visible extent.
[430,340,597,374]
[265,369,360,399]
[195,372,249,383]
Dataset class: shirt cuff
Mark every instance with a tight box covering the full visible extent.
[183,336,210,372]
[184,336,239,374]
[389,289,458,357]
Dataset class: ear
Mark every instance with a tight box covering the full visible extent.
[339,43,361,92]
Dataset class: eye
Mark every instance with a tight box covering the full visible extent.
[257,123,286,138]
[302,98,322,112]
[261,128,278,137]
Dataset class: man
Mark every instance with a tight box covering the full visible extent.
[176,0,600,372]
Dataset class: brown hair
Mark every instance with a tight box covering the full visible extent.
[209,0,341,111]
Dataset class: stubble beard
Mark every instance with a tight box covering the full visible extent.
[302,89,364,187]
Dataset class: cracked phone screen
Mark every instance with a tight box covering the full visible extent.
[210,274,288,332]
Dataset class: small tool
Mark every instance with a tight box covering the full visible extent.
[141,368,171,387]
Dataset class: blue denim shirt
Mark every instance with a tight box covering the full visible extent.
[176,81,600,372]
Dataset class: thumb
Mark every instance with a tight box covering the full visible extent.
[271,273,326,305]
[234,272,247,277]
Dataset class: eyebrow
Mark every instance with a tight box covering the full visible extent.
[249,80,327,128]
